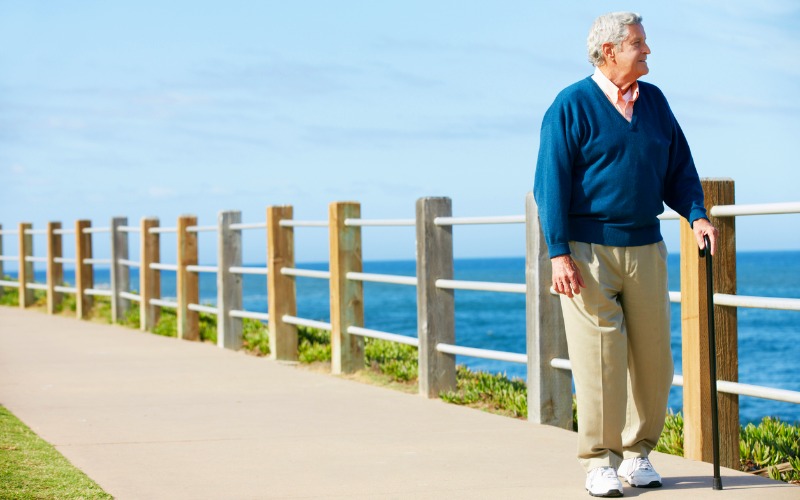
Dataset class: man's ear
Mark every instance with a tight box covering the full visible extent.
[601,42,615,63]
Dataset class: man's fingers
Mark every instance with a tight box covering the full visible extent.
[693,219,719,256]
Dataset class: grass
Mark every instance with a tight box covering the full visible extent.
[0,405,112,499]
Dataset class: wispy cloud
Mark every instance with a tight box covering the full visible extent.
[301,112,537,148]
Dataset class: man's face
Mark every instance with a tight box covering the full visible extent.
[613,23,650,82]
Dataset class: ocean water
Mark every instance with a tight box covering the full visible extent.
[15,251,800,424]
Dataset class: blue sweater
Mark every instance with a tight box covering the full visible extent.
[534,77,708,258]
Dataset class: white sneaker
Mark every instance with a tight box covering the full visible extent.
[618,457,662,488]
[585,466,624,497]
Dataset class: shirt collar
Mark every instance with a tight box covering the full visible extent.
[591,67,639,104]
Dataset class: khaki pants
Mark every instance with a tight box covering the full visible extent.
[560,241,673,472]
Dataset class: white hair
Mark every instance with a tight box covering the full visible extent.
[586,12,643,67]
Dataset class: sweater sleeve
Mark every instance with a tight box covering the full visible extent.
[662,105,708,225]
[534,97,578,258]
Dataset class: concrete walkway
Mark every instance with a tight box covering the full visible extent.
[0,307,797,499]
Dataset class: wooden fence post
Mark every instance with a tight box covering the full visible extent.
[140,217,161,331]
[681,177,739,470]
[46,222,63,315]
[416,197,456,398]
[267,205,298,361]
[525,193,572,428]
[329,202,364,374]
[18,223,34,308]
[75,220,94,319]
[217,210,243,350]
[177,215,199,341]
[110,217,130,323]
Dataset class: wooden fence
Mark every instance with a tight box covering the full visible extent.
[2,179,799,471]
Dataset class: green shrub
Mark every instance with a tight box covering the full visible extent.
[0,277,19,306]
[58,287,77,313]
[32,289,47,307]
[152,308,178,337]
[242,318,270,355]
[740,417,800,483]
[89,296,112,323]
[298,326,331,363]
[440,365,528,419]
[120,303,140,328]
[198,311,217,343]
[0,278,44,307]
[148,307,217,341]
[655,411,684,456]
[365,338,418,382]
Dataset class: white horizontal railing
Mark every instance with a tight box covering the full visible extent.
[118,226,140,233]
[553,359,800,404]
[345,218,415,227]
[150,298,178,309]
[120,291,141,302]
[186,225,217,233]
[150,263,178,272]
[83,258,111,265]
[711,202,800,217]
[0,279,18,287]
[24,256,47,263]
[230,310,270,321]
[279,220,328,228]
[0,229,19,235]
[54,257,76,264]
[24,228,47,235]
[82,227,110,234]
[118,258,140,268]
[346,272,417,286]
[230,266,268,276]
[53,228,75,235]
[434,215,525,226]
[437,343,527,364]
[186,265,219,274]
[229,222,267,231]
[149,227,178,234]
[188,303,218,314]
[0,255,18,261]
[436,279,526,294]
[667,291,800,312]
[54,285,77,294]
[717,381,800,404]
[282,315,332,331]
[281,268,331,280]
[84,288,112,297]
[714,293,800,312]
[25,282,48,291]
[347,326,420,347]
[658,210,680,220]
[550,357,572,372]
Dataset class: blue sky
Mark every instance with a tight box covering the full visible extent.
[2,1,799,264]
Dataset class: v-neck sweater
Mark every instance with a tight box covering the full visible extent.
[534,76,708,258]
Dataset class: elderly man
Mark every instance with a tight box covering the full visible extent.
[533,12,718,497]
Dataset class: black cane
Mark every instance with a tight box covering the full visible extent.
[699,234,723,490]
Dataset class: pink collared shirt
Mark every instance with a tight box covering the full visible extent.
[591,67,639,122]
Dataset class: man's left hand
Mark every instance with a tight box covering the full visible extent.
[693,218,718,255]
